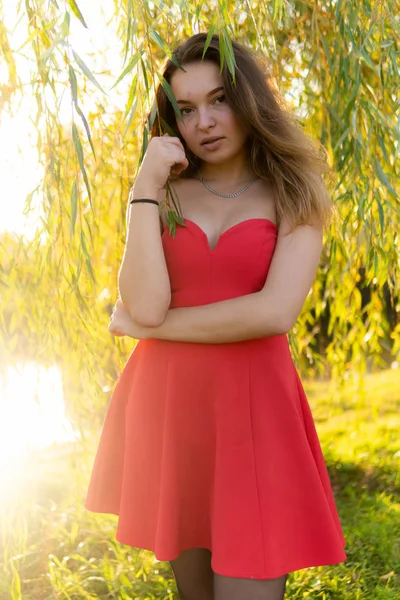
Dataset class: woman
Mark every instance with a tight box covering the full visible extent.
[85,33,347,600]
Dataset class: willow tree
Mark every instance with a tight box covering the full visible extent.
[0,0,399,423]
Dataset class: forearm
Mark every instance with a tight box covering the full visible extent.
[118,187,170,327]
[147,291,287,343]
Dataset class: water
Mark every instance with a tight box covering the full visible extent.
[0,362,79,506]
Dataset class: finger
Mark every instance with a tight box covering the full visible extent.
[171,156,189,175]
[159,135,184,149]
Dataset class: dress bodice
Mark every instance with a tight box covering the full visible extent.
[162,218,278,309]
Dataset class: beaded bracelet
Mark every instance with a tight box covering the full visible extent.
[130,198,159,205]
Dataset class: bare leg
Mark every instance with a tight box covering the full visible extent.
[213,572,288,600]
[169,548,214,600]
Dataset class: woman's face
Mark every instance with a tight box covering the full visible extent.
[170,60,249,165]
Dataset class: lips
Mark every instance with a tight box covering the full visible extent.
[201,137,224,145]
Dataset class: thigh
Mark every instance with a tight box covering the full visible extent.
[169,548,214,600]
[213,572,288,600]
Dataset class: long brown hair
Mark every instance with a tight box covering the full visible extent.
[149,32,336,230]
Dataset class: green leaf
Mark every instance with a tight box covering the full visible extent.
[111,51,143,89]
[377,134,389,166]
[72,49,107,94]
[202,24,216,60]
[140,125,149,164]
[124,74,138,120]
[148,101,157,129]
[140,56,150,92]
[80,230,96,283]
[123,97,138,138]
[68,64,78,104]
[157,73,183,123]
[218,31,225,74]
[123,0,133,65]
[376,198,384,237]
[70,179,78,239]
[69,64,96,159]
[324,100,345,129]
[72,122,92,207]
[360,48,379,75]
[75,104,96,160]
[335,0,344,20]
[158,116,176,137]
[375,159,397,196]
[149,29,182,70]
[60,11,70,37]
[221,28,236,83]
[332,126,351,154]
[389,46,399,76]
[272,0,284,21]
[66,0,88,28]
[195,0,206,18]
[319,33,332,72]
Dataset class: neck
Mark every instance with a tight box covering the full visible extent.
[197,161,256,187]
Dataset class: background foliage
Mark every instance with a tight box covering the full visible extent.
[1,0,399,390]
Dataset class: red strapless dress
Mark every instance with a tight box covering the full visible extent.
[85,217,346,579]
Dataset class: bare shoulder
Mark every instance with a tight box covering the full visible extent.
[278,210,324,239]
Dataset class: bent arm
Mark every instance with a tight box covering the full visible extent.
[146,291,284,343]
[145,214,323,343]
[118,185,171,327]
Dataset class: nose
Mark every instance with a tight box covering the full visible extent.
[197,107,215,131]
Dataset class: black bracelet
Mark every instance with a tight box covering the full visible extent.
[130,198,159,205]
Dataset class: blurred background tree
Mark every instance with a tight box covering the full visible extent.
[0,0,399,426]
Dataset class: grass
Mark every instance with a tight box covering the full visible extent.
[0,368,399,599]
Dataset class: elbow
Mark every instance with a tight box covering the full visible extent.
[276,312,294,335]
[124,298,169,328]
[118,284,170,328]
[133,309,168,328]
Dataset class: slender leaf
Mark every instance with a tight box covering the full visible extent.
[80,230,96,283]
[66,0,88,28]
[124,74,138,120]
[70,179,78,239]
[111,50,143,89]
[72,49,107,94]
[376,198,384,237]
[72,123,92,207]
[158,116,177,137]
[149,29,182,70]
[140,56,150,92]
[75,104,96,160]
[218,30,225,75]
[123,97,138,138]
[221,28,236,83]
[158,74,183,123]
[377,134,389,166]
[375,159,397,196]
[123,0,133,66]
[202,24,217,59]
[68,64,78,104]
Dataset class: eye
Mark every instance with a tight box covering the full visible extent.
[214,94,225,104]
[181,95,226,116]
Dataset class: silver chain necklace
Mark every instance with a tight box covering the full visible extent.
[197,173,259,198]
